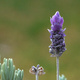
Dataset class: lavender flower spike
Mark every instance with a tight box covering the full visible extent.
[48,11,66,57]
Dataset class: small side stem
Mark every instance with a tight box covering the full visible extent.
[56,56,59,80]
[35,72,38,80]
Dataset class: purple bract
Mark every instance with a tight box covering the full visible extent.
[48,11,66,57]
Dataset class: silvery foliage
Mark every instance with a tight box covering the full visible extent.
[0,58,24,80]
[59,75,67,80]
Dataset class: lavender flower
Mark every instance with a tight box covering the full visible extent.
[48,11,66,57]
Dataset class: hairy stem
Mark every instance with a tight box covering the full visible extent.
[56,56,59,80]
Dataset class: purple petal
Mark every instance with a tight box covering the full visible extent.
[55,11,60,17]
[51,25,54,30]
[63,28,66,32]
[52,15,59,23]
[53,24,62,31]
[47,29,53,34]
[37,64,40,68]
[32,66,35,69]
[60,17,64,26]
[50,17,53,25]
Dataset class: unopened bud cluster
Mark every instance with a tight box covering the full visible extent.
[29,64,45,76]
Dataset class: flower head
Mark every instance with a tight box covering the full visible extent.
[29,64,45,75]
[48,11,66,57]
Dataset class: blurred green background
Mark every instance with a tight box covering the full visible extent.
[0,0,80,80]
